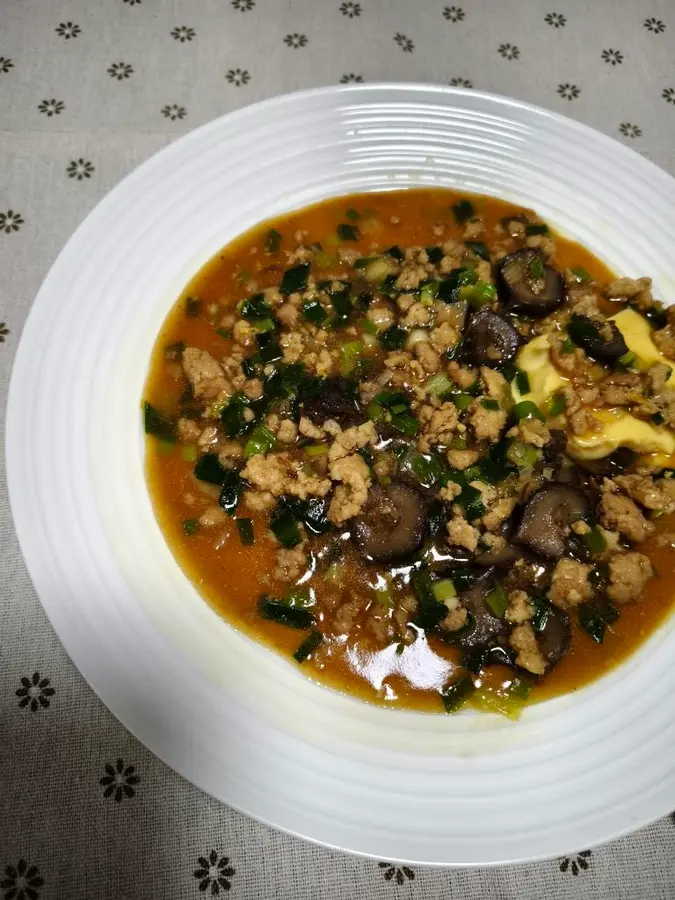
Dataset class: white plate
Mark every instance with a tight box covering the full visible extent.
[7,84,675,867]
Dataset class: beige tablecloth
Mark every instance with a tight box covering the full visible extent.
[2,1,675,897]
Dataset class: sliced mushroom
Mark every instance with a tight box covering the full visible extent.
[502,555,552,596]
[423,539,473,576]
[514,483,592,559]
[576,446,636,478]
[354,482,427,562]
[475,516,523,567]
[301,376,363,428]
[542,429,568,463]
[536,606,571,670]
[499,250,564,317]
[463,307,522,367]
[450,569,511,650]
[566,314,628,361]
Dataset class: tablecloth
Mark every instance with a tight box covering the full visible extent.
[1,1,675,897]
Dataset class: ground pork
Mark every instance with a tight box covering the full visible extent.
[280,331,305,364]
[328,454,371,524]
[429,322,459,354]
[438,482,463,503]
[508,417,551,448]
[505,590,534,624]
[614,474,675,514]
[402,302,433,328]
[440,605,469,632]
[468,399,507,443]
[274,547,308,582]
[182,347,229,401]
[414,341,441,374]
[605,276,653,305]
[298,417,324,440]
[243,490,276,512]
[217,441,243,465]
[177,417,201,442]
[446,448,481,470]
[548,558,594,610]
[328,421,377,462]
[510,623,547,675]
[417,402,459,452]
[446,361,477,390]
[242,453,331,499]
[482,497,517,532]
[366,303,396,332]
[446,514,480,552]
[606,551,654,604]
[276,303,299,328]
[480,366,508,400]
[276,419,298,444]
[599,481,655,543]
[652,325,675,359]
[198,505,228,527]
[395,265,428,291]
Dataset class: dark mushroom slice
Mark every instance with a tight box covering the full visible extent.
[566,314,628,361]
[447,569,511,650]
[463,307,522,367]
[301,376,363,429]
[502,555,552,596]
[575,446,636,479]
[423,539,473,576]
[475,515,523,567]
[514,483,593,560]
[353,482,427,563]
[498,249,564,317]
[536,606,571,671]
[542,429,568,464]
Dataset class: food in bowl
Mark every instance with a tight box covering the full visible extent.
[143,189,675,716]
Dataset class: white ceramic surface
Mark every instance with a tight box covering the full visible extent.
[7,84,675,866]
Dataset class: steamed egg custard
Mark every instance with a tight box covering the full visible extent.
[143,188,675,717]
[514,309,675,463]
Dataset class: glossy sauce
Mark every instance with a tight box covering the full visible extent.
[145,189,675,711]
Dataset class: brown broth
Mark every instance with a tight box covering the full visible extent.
[144,188,675,712]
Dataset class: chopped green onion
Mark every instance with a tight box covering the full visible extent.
[458,280,497,307]
[218,469,243,516]
[279,263,310,295]
[353,256,378,270]
[528,257,545,279]
[530,598,552,632]
[358,317,378,336]
[481,398,500,411]
[194,453,227,485]
[578,599,619,644]
[345,207,360,221]
[144,402,176,441]
[254,317,276,333]
[547,392,567,417]
[283,587,315,608]
[236,518,254,545]
[441,674,475,713]
[216,327,232,340]
[426,246,444,264]
[221,394,251,437]
[525,223,549,235]
[448,391,473,411]
[485,582,508,618]
[293,629,323,662]
[512,400,545,422]
[560,337,575,354]
[270,509,303,548]
[265,228,282,254]
[363,257,396,283]
[185,296,201,318]
[379,324,407,350]
[652,412,665,425]
[432,579,457,603]
[182,518,199,536]
[390,413,419,437]
[451,199,475,224]
[158,439,175,454]
[400,449,445,488]
[239,293,273,320]
[181,444,198,463]
[337,223,360,241]
[339,340,364,375]
[437,266,478,303]
[582,526,607,555]
[302,299,328,324]
[419,280,440,304]
[313,250,334,269]
[258,595,314,629]
[426,373,453,396]
[464,241,490,261]
[515,369,530,395]
[386,245,404,261]
[570,266,591,283]
[472,678,532,719]
[506,439,542,468]
[243,424,278,458]
[617,350,637,369]
[305,443,328,457]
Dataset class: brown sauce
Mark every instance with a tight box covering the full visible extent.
[144,189,675,712]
